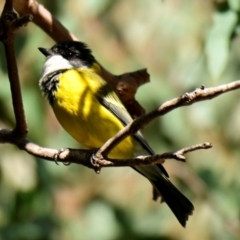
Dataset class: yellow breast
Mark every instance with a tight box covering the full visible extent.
[52,68,136,159]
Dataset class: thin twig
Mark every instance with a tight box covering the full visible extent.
[94,142,212,168]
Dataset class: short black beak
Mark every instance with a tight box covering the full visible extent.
[38,47,52,57]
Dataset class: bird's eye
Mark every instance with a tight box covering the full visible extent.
[68,52,76,58]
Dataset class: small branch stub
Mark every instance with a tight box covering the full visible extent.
[0,5,32,41]
[173,142,212,161]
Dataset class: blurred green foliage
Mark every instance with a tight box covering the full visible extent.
[1,0,240,239]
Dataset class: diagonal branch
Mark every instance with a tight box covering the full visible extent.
[13,0,78,42]
[95,82,240,160]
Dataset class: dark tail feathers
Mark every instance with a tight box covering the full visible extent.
[151,176,194,227]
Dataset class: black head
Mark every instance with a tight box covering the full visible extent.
[39,41,95,68]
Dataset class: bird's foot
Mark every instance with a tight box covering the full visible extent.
[54,148,71,166]
[90,153,101,174]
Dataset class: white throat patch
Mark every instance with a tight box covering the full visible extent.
[40,55,73,83]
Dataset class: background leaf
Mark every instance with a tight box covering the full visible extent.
[205,10,237,80]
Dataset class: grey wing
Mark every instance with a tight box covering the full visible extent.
[96,90,169,177]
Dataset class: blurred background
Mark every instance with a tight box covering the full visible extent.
[1,0,240,239]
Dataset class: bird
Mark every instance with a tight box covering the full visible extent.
[38,41,194,227]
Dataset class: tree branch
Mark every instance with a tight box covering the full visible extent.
[0,128,212,171]
[94,82,240,161]
[13,0,78,42]
[91,142,212,169]
[0,0,239,171]
[0,0,31,136]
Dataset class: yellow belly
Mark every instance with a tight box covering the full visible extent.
[52,69,136,159]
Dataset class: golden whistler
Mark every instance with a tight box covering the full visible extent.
[39,41,194,227]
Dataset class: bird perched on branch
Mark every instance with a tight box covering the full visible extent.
[38,41,194,227]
